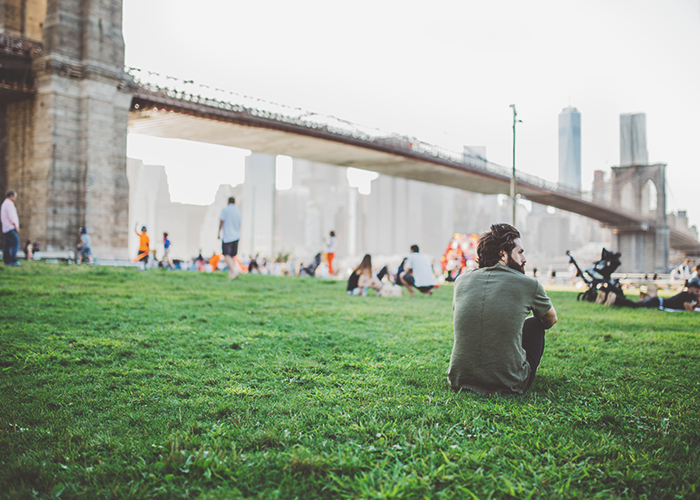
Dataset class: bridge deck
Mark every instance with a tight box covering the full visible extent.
[129,86,700,256]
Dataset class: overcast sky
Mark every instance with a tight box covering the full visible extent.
[123,0,700,229]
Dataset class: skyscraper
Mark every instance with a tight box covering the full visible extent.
[619,113,648,166]
[558,106,581,191]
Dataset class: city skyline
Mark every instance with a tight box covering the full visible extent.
[123,0,700,232]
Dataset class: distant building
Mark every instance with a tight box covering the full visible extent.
[558,106,581,191]
[127,154,611,271]
[620,113,648,166]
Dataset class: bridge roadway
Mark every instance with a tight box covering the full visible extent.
[127,80,700,255]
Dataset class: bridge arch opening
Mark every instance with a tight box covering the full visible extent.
[641,179,658,213]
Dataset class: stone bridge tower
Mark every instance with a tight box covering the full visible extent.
[0,0,133,258]
[609,163,669,273]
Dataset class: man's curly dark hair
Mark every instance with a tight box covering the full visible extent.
[476,223,521,268]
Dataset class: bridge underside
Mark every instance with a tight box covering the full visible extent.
[129,106,700,258]
[129,110,633,219]
[129,109,514,196]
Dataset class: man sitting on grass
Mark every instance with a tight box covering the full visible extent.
[447,223,558,395]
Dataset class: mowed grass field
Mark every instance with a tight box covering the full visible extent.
[1,264,699,499]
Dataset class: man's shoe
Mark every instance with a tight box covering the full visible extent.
[604,292,617,306]
[8,262,23,267]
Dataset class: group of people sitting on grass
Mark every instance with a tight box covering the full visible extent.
[346,244,437,297]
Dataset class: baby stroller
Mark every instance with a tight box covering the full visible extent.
[299,252,321,277]
[566,248,625,303]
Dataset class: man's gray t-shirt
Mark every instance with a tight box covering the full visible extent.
[447,264,553,395]
[219,204,242,243]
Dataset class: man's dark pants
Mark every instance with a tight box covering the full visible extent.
[3,229,19,265]
[615,296,660,309]
[522,317,546,390]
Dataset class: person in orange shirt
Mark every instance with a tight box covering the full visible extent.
[209,253,221,271]
[135,224,150,270]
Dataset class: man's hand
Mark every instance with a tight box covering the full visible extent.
[540,307,558,329]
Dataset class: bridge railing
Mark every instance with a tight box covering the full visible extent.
[0,33,43,56]
[127,68,599,204]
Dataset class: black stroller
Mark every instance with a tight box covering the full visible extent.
[567,248,625,303]
[299,252,322,277]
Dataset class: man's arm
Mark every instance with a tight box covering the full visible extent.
[11,205,19,231]
[218,220,223,240]
[683,301,697,312]
[540,307,558,329]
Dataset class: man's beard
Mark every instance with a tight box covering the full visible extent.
[507,254,525,274]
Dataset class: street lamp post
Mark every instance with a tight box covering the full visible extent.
[509,104,521,226]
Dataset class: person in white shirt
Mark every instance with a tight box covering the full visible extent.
[677,258,694,286]
[1,190,21,266]
[218,197,242,280]
[399,244,436,297]
[326,230,337,275]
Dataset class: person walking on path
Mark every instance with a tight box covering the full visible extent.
[326,230,337,275]
[218,197,242,280]
[162,232,174,269]
[1,190,21,266]
[447,223,558,395]
[77,227,94,264]
[135,224,150,270]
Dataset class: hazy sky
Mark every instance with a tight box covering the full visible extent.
[123,0,700,228]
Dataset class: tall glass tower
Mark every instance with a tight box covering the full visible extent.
[558,106,582,191]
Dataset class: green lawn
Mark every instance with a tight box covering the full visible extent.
[1,264,699,499]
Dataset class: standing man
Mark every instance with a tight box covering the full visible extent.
[326,230,337,276]
[162,232,174,269]
[447,223,558,395]
[399,245,436,296]
[218,197,242,280]
[1,190,21,266]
